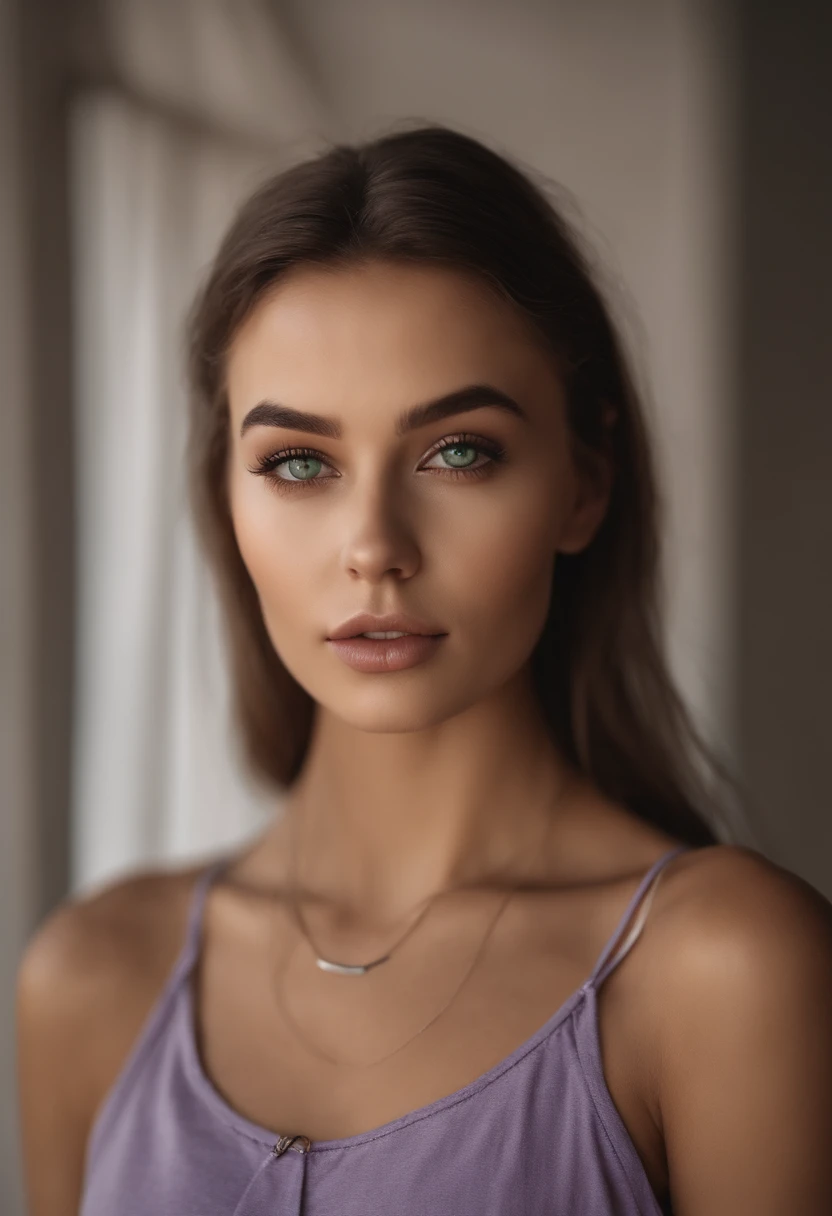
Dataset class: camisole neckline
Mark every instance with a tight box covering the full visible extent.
[177,843,691,1154]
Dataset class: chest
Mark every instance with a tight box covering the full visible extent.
[191,890,669,1206]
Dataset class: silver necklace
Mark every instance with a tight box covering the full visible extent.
[286,806,442,975]
[272,881,517,1069]
[272,774,567,1069]
[284,777,567,976]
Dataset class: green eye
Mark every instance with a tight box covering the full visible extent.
[438,444,478,469]
[282,456,323,482]
[248,432,506,492]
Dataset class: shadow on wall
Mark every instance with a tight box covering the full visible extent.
[735,0,832,901]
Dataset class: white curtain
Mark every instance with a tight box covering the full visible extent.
[69,2,331,895]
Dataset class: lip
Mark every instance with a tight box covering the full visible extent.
[326,611,447,641]
[328,633,446,673]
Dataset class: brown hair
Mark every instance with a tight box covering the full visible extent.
[185,121,743,848]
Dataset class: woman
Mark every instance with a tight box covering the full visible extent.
[18,124,832,1215]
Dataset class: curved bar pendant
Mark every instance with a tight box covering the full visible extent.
[315,954,390,976]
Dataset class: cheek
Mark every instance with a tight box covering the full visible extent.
[228,478,314,634]
[441,477,561,648]
[411,493,557,713]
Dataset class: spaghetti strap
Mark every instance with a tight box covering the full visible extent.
[588,845,690,990]
[81,852,236,1175]
[176,854,233,976]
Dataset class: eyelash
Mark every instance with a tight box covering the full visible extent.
[247,433,507,493]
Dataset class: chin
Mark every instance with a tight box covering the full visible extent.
[314,683,476,734]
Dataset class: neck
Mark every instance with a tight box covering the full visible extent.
[264,670,579,924]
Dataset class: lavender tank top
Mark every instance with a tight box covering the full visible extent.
[79,844,690,1216]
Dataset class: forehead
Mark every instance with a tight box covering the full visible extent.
[225,260,559,422]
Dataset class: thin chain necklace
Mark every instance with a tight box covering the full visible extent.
[286,810,443,976]
[271,774,567,1069]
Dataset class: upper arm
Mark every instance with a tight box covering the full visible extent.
[15,869,189,1216]
[657,846,832,1216]
[16,902,105,1216]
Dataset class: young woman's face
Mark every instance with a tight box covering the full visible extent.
[225,259,610,730]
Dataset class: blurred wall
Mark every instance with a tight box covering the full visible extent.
[0,3,32,1205]
[1,0,76,1208]
[735,1,832,898]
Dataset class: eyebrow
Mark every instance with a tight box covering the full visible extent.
[239,383,527,440]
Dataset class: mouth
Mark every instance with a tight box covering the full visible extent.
[327,632,447,673]
[326,612,446,641]
[344,630,437,639]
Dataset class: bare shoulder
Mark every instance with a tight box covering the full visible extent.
[624,842,832,1106]
[17,858,209,1087]
[18,858,205,1025]
[651,845,832,1205]
[620,843,832,1212]
[655,842,832,976]
[16,859,207,1213]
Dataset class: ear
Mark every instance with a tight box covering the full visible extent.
[557,408,617,556]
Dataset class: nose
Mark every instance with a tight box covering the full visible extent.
[338,481,422,583]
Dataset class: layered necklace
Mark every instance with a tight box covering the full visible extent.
[271,772,569,1068]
